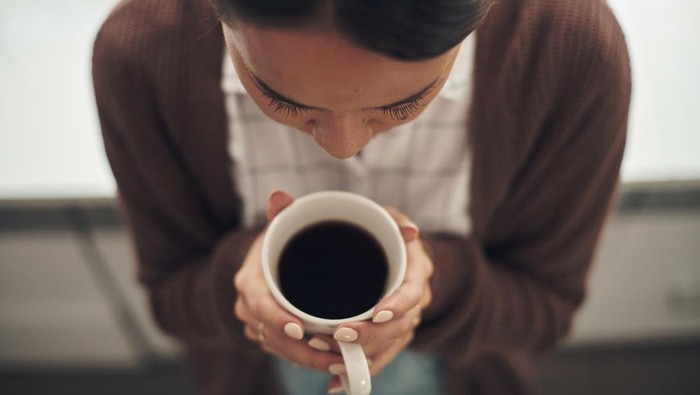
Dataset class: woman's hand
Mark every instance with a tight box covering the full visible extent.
[233,191,345,371]
[233,191,435,384]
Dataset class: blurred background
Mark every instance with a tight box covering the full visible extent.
[0,0,698,394]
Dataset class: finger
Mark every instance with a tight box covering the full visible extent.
[234,297,255,327]
[384,206,419,243]
[371,240,432,322]
[327,376,343,394]
[243,323,258,342]
[307,334,340,354]
[243,291,306,341]
[235,254,306,342]
[337,304,422,349]
[368,331,414,377]
[261,332,345,373]
[267,190,294,221]
[420,282,432,310]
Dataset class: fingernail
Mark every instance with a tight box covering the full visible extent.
[399,220,419,241]
[372,310,394,323]
[308,337,331,351]
[269,190,284,199]
[399,218,419,231]
[328,363,346,375]
[412,317,420,326]
[328,386,344,394]
[334,327,358,342]
[284,323,304,340]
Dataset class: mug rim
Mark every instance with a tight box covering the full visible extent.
[261,191,407,327]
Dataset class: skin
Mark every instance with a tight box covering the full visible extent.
[223,20,461,389]
[222,22,460,159]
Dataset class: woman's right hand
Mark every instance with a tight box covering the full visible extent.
[233,191,346,372]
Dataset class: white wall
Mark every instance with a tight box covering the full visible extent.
[0,0,118,199]
[608,0,700,182]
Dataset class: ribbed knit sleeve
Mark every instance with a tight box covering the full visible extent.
[92,3,257,349]
[411,0,631,374]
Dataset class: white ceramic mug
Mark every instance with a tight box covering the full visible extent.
[262,191,407,395]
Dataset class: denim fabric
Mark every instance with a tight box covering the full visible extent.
[274,350,444,395]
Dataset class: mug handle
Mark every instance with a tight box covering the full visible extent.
[337,341,371,395]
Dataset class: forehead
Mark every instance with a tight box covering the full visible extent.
[223,24,455,111]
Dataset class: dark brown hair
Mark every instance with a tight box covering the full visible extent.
[210,0,493,61]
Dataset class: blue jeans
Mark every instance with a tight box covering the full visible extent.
[273,350,445,395]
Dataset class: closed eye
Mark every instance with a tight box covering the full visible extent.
[260,91,311,117]
[249,68,439,119]
[381,98,426,121]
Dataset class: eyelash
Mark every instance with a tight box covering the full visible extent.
[261,92,310,118]
[262,90,428,121]
[382,100,423,121]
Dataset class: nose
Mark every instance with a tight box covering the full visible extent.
[310,114,373,159]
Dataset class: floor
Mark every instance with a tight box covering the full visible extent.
[1,187,699,394]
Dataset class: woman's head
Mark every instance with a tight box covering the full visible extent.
[213,0,493,158]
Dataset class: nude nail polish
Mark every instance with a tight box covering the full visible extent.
[284,322,304,340]
[308,337,331,351]
[399,218,419,232]
[373,310,394,323]
[334,327,358,342]
[328,363,346,375]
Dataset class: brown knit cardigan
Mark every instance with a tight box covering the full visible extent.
[93,0,631,393]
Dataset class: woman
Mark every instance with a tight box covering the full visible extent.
[93,0,631,394]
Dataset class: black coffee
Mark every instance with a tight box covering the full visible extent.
[278,220,388,319]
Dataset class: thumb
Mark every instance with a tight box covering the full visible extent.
[267,190,294,221]
[384,206,419,243]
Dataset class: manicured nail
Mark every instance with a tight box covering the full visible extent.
[308,337,331,351]
[284,323,304,340]
[399,218,419,231]
[269,190,284,199]
[334,327,358,342]
[328,386,344,394]
[328,363,346,375]
[398,220,419,241]
[373,310,394,323]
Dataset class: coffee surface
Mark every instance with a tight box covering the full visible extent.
[279,221,388,319]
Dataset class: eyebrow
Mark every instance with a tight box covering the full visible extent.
[248,70,440,111]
